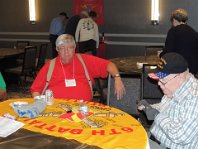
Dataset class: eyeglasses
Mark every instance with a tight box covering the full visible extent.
[158,74,179,85]
[58,45,74,51]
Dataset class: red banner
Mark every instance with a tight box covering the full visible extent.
[73,0,104,25]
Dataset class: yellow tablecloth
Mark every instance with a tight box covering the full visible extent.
[0,98,148,149]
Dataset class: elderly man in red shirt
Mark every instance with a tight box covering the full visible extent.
[31,34,125,101]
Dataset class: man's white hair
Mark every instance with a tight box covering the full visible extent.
[56,34,76,47]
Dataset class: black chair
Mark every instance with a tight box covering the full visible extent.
[107,72,141,117]
[16,41,30,49]
[93,78,108,103]
[141,64,163,104]
[5,46,37,91]
[36,43,48,71]
[138,64,164,125]
[15,41,30,65]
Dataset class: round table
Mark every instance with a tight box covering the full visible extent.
[0,48,24,71]
[110,55,159,73]
[0,98,149,149]
[0,48,24,59]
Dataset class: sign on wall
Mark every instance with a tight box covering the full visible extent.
[73,0,104,25]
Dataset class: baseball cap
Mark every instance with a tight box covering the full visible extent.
[148,52,188,80]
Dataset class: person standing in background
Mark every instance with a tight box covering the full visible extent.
[75,11,99,56]
[161,8,198,75]
[49,12,69,58]
[65,11,89,38]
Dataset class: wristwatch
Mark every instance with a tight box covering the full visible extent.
[114,73,120,78]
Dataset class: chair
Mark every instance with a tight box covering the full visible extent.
[93,78,108,103]
[16,41,30,49]
[139,64,163,124]
[107,72,141,117]
[15,41,30,65]
[141,64,163,104]
[36,43,48,71]
[5,46,37,91]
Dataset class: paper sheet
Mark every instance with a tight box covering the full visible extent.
[0,116,24,137]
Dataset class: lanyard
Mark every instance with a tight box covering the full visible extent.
[60,58,75,80]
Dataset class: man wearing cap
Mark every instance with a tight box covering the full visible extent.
[138,52,198,149]
[161,8,198,75]
[31,34,125,102]
[49,12,69,58]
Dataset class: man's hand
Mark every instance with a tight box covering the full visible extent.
[114,77,125,100]
[106,62,125,100]
[32,92,41,98]
[137,100,159,120]
[137,100,151,111]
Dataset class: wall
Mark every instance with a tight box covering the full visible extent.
[0,0,198,58]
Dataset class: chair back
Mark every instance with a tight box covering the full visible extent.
[141,64,163,104]
[107,72,141,116]
[22,46,37,73]
[37,43,48,70]
[16,41,30,49]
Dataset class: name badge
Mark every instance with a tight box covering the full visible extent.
[65,79,76,87]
